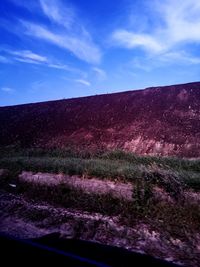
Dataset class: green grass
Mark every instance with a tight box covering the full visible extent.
[0,149,200,190]
[1,146,200,242]
[0,156,141,180]
[1,146,200,171]
[101,150,200,172]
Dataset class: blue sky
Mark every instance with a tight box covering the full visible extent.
[0,0,200,106]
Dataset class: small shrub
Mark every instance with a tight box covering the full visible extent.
[145,164,185,200]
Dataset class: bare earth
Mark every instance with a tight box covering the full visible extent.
[19,171,133,200]
[1,190,200,267]
[1,170,200,266]
[19,171,200,203]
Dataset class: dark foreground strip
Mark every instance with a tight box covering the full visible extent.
[0,233,109,267]
[0,233,180,267]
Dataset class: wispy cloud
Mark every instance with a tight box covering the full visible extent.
[20,20,101,64]
[112,30,163,53]
[75,79,91,86]
[13,57,42,65]
[46,62,75,71]
[1,87,14,93]
[112,0,200,61]
[10,0,102,64]
[2,49,76,71]
[158,0,200,44]
[159,51,200,65]
[129,50,200,73]
[93,67,107,80]
[39,0,74,29]
[6,49,47,63]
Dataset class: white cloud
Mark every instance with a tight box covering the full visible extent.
[112,30,163,53]
[2,48,76,71]
[93,67,107,80]
[112,0,200,59]
[159,51,200,65]
[47,62,74,71]
[4,49,48,63]
[39,0,74,29]
[21,21,101,64]
[1,87,14,93]
[14,50,47,62]
[75,79,91,86]
[129,50,200,73]
[12,0,102,64]
[158,0,200,44]
[14,57,41,64]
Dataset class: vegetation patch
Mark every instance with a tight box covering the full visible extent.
[0,147,200,242]
[0,148,199,190]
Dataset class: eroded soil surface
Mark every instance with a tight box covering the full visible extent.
[19,171,133,200]
[1,189,200,267]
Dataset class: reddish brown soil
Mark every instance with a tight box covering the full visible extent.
[0,82,200,157]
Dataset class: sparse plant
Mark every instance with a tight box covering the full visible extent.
[132,171,154,213]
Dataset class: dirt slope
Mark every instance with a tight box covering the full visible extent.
[0,82,200,157]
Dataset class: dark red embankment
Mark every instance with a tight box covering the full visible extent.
[0,82,200,157]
